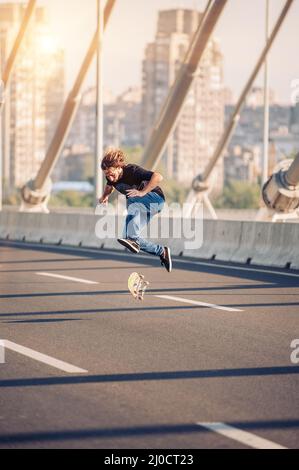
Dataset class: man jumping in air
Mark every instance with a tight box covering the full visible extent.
[99,148,172,272]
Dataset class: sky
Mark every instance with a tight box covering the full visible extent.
[2,0,299,103]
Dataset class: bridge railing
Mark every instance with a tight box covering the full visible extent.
[1,210,298,270]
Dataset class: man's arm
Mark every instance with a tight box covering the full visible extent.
[126,171,163,198]
[99,184,114,204]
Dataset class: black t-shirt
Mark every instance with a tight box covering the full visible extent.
[106,164,165,200]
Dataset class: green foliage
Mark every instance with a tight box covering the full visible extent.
[49,146,189,207]
[161,178,189,205]
[49,191,93,208]
[288,150,298,160]
[214,180,261,209]
[123,146,143,165]
[3,190,21,205]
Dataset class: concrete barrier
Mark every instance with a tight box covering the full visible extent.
[0,211,298,270]
[0,211,10,239]
[20,213,43,241]
[182,219,214,260]
[231,221,270,265]
[209,220,243,262]
[1,211,37,241]
[101,214,125,251]
[60,213,101,248]
[182,219,242,261]
[249,222,290,268]
[58,213,82,247]
[231,221,299,268]
[272,223,299,269]
[146,215,185,256]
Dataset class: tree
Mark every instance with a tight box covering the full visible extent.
[214,180,261,209]
[49,191,93,208]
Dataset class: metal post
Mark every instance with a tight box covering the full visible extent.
[0,0,37,112]
[261,152,299,218]
[95,0,104,204]
[262,0,270,186]
[0,0,37,211]
[197,0,294,185]
[21,0,116,208]
[285,152,299,186]
[141,0,225,170]
[0,84,3,211]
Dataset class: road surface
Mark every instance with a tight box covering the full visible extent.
[0,240,298,449]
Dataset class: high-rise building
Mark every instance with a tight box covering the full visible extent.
[65,87,97,154]
[104,87,142,148]
[224,145,261,184]
[0,3,65,194]
[66,86,142,152]
[225,102,298,161]
[246,86,276,108]
[141,9,225,190]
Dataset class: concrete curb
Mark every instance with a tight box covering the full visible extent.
[0,211,298,270]
[182,219,242,262]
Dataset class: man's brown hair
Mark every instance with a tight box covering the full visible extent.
[101,148,126,170]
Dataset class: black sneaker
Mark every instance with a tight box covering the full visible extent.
[160,246,172,272]
[117,238,140,254]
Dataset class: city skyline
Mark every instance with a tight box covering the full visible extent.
[1,1,298,104]
[1,0,298,196]
[141,8,225,188]
[36,0,299,104]
[0,3,65,193]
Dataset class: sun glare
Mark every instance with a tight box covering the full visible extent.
[39,34,59,55]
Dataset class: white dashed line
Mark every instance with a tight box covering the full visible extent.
[37,271,243,312]
[3,340,88,373]
[0,340,5,364]
[156,295,243,312]
[36,272,98,285]
[197,422,287,449]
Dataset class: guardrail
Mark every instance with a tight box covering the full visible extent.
[0,211,298,270]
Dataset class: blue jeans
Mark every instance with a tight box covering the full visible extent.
[123,192,165,256]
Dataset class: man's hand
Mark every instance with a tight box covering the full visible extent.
[126,172,163,199]
[98,195,109,205]
[126,189,146,198]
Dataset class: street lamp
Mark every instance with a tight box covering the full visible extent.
[262,0,270,186]
[95,0,104,204]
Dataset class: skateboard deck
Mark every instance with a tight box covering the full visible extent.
[128,272,149,301]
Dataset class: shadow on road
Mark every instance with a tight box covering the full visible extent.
[0,419,298,445]
[1,365,298,388]
[2,319,85,324]
[1,299,299,319]
[1,241,299,287]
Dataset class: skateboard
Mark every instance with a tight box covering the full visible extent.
[128,272,149,301]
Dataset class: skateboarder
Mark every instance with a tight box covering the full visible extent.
[99,148,172,272]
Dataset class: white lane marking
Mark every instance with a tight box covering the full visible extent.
[0,340,5,364]
[3,340,88,373]
[156,295,243,312]
[36,272,98,285]
[197,422,287,449]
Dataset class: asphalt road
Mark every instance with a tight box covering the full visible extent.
[0,240,298,449]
